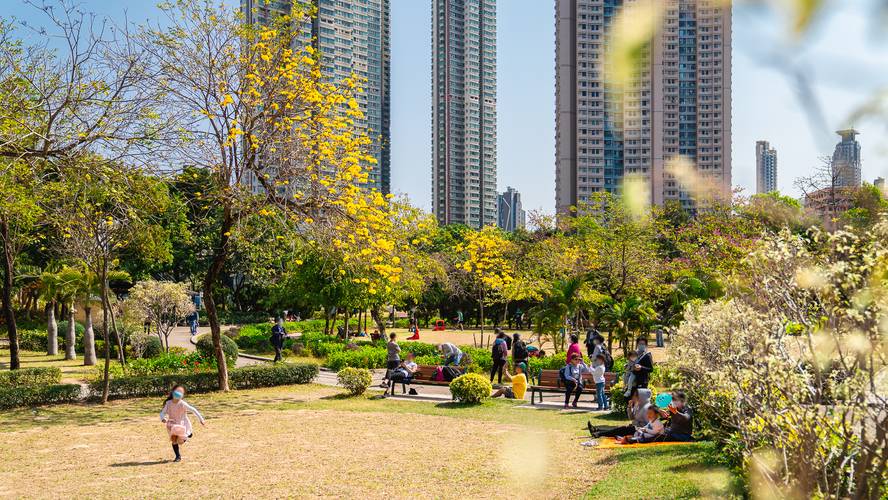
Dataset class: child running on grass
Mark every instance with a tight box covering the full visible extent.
[159,385,206,462]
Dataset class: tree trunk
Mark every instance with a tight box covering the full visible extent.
[202,208,232,392]
[82,306,96,366]
[99,259,112,403]
[46,301,58,356]
[1,221,20,369]
[479,294,486,348]
[371,308,386,336]
[109,302,125,365]
[64,308,77,360]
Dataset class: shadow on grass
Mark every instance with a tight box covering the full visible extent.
[109,460,169,467]
[434,401,480,410]
[320,392,360,400]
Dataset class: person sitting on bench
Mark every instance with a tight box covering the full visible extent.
[659,390,694,442]
[491,362,527,400]
[562,353,591,409]
[388,353,419,394]
[438,342,463,366]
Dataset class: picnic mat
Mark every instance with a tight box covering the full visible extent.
[591,437,698,449]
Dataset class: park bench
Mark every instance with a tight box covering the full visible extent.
[529,369,617,405]
[387,364,456,396]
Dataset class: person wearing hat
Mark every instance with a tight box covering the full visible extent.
[490,363,528,400]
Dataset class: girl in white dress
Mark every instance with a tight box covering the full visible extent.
[159,385,206,462]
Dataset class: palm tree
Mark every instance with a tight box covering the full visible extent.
[37,270,62,356]
[73,269,101,366]
[528,276,586,353]
[56,268,84,361]
[600,296,658,354]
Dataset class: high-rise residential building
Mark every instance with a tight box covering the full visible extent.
[432,0,498,228]
[875,177,885,194]
[497,186,526,232]
[755,140,777,194]
[555,0,732,215]
[242,0,391,193]
[831,129,861,189]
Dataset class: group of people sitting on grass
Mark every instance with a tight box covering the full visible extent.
[587,388,694,444]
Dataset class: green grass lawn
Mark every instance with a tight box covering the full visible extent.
[0,381,738,498]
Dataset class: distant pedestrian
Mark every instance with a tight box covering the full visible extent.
[382,333,401,388]
[270,318,287,362]
[187,311,199,336]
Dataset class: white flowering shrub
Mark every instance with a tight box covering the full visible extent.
[671,220,888,498]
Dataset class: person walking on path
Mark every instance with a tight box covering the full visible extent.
[159,385,205,462]
[270,318,287,362]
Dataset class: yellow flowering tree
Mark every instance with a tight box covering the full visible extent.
[455,226,514,347]
[145,0,403,389]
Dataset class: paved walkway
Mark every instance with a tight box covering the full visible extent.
[167,325,609,411]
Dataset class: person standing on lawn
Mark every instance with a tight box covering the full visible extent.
[591,354,608,410]
[270,318,287,362]
[490,330,509,384]
[381,332,401,388]
[566,334,582,365]
[159,385,205,462]
[632,338,654,388]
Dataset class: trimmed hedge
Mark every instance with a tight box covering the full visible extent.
[0,367,63,389]
[0,384,82,410]
[325,346,387,371]
[88,362,319,401]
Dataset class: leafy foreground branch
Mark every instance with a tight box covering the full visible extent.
[672,219,888,498]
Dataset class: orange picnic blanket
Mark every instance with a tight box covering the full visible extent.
[593,437,698,449]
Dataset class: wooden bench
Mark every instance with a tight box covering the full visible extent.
[529,369,617,405]
[387,365,458,396]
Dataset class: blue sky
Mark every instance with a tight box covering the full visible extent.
[8,0,888,215]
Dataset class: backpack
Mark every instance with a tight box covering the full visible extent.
[601,347,614,372]
[504,335,512,350]
[442,366,463,382]
[432,367,445,381]
[558,365,570,383]
[512,340,527,360]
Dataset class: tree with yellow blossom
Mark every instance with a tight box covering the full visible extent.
[144,1,402,390]
[455,226,514,347]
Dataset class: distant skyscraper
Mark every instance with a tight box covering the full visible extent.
[432,0,498,228]
[755,140,777,194]
[875,177,886,193]
[555,0,732,215]
[497,187,526,232]
[831,129,861,188]
[242,0,391,193]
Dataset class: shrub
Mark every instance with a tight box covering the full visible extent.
[141,336,164,358]
[124,352,212,377]
[325,346,387,371]
[449,373,491,403]
[195,334,238,364]
[88,362,318,400]
[0,367,62,388]
[18,329,47,351]
[229,363,318,388]
[0,384,82,409]
[337,367,372,396]
[396,341,438,357]
[312,341,346,358]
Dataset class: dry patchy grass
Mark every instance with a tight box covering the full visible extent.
[0,385,599,499]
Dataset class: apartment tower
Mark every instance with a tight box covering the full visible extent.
[831,129,861,188]
[555,0,732,215]
[497,186,526,232]
[432,0,498,228]
[755,140,777,193]
[242,0,391,193]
